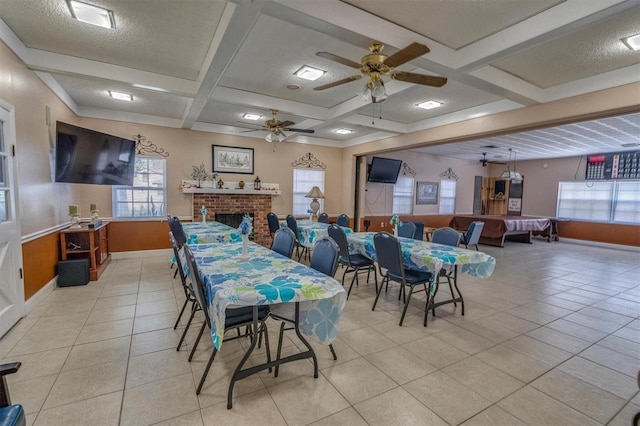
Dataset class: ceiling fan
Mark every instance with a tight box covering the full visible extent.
[314,41,447,102]
[241,109,314,142]
[479,152,506,167]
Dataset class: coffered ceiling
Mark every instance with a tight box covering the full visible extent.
[0,0,638,160]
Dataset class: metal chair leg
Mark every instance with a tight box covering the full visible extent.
[177,302,197,351]
[329,343,337,360]
[174,297,189,330]
[189,321,206,362]
[399,285,416,326]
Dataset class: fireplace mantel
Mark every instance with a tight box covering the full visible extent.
[181,180,280,195]
[183,188,280,195]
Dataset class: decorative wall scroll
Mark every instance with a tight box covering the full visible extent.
[132,134,169,157]
[439,167,459,181]
[401,162,416,176]
[291,152,326,169]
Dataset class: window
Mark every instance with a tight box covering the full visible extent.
[293,169,324,215]
[393,176,413,214]
[557,180,640,224]
[112,157,166,218]
[439,179,457,214]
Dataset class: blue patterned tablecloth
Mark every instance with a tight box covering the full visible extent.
[347,232,495,278]
[183,221,242,244]
[280,220,353,247]
[188,242,347,350]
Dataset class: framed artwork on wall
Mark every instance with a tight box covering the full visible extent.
[212,145,254,174]
[416,181,439,204]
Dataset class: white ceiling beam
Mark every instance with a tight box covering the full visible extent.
[77,107,183,128]
[34,71,79,115]
[541,64,640,102]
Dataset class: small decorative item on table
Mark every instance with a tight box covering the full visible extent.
[89,203,99,224]
[390,214,401,237]
[238,180,245,189]
[200,205,208,223]
[69,204,81,229]
[217,178,224,189]
[307,208,314,222]
[237,213,253,260]
[254,176,261,190]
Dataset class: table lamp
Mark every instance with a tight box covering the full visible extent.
[305,186,325,220]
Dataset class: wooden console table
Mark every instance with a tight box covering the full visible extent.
[60,222,110,281]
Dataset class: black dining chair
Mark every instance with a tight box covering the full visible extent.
[272,236,340,376]
[431,227,464,316]
[168,216,187,278]
[336,214,350,228]
[182,245,270,394]
[169,232,199,351]
[460,221,484,250]
[286,215,309,261]
[412,221,425,240]
[397,222,416,238]
[266,212,280,239]
[318,212,329,223]
[327,224,378,298]
[372,232,435,326]
[0,362,25,426]
[271,227,296,258]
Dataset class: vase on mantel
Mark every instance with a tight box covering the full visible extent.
[239,234,249,260]
[393,226,398,237]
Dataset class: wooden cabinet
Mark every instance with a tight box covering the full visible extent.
[481,177,523,216]
[60,222,110,281]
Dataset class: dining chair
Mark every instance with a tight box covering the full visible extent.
[372,232,435,326]
[412,221,425,240]
[461,221,484,250]
[182,244,270,394]
[271,227,296,258]
[430,227,464,316]
[168,216,187,278]
[169,232,199,351]
[272,236,340,376]
[266,212,280,239]
[0,362,25,426]
[318,212,329,223]
[397,222,416,238]
[327,224,378,298]
[286,215,309,261]
[336,214,350,228]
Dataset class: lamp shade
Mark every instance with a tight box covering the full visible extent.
[305,186,325,199]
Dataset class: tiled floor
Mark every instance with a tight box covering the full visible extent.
[1,240,639,425]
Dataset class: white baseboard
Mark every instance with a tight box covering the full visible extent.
[561,237,640,253]
[25,277,56,315]
[111,248,172,259]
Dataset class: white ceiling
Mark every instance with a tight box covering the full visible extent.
[0,0,639,160]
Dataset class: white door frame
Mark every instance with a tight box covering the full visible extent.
[0,98,24,337]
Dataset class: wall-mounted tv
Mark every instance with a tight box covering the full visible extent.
[55,122,136,185]
[367,156,402,184]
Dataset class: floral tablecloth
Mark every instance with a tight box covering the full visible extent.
[182,221,242,244]
[187,242,347,350]
[346,232,496,278]
[280,220,353,248]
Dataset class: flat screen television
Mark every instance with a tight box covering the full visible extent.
[367,156,402,184]
[55,122,136,185]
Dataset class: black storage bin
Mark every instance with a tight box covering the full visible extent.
[58,259,90,287]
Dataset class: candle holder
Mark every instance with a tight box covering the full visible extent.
[70,214,81,229]
[90,210,100,224]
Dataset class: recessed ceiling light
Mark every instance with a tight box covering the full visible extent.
[132,84,166,92]
[621,33,640,50]
[294,65,325,81]
[417,100,443,110]
[242,113,262,120]
[67,0,115,29]
[334,128,353,134]
[108,91,132,101]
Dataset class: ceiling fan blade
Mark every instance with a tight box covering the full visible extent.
[314,75,362,91]
[392,71,447,87]
[278,120,295,128]
[284,128,315,134]
[384,42,430,68]
[316,52,361,68]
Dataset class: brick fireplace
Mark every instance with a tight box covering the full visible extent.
[193,193,272,246]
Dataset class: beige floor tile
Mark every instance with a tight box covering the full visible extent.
[475,345,552,383]
[43,361,127,409]
[62,336,130,372]
[132,311,180,334]
[479,312,540,334]
[99,283,139,298]
[201,390,286,425]
[432,325,496,354]
[126,348,192,388]
[75,318,134,345]
[460,405,527,426]
[372,317,447,345]
[34,391,122,426]
[136,289,176,304]
[531,369,626,423]
[497,385,601,426]
[607,402,640,426]
[338,326,396,356]
[308,407,368,426]
[269,374,350,425]
[10,374,57,414]
[580,344,639,377]
[8,327,81,356]
[28,312,89,333]
[4,347,70,383]
[322,357,397,405]
[85,305,136,325]
[563,311,626,333]
[556,356,638,399]
[597,334,640,360]
[93,294,138,310]
[458,318,521,343]
[120,373,199,425]
[577,306,636,325]
[613,326,640,343]
[404,370,492,425]
[42,299,97,317]
[130,327,183,357]
[365,346,437,385]
[135,299,178,317]
[526,326,592,353]
[152,410,203,426]
[354,386,448,426]
[502,334,573,366]
[442,357,525,403]
[402,335,469,369]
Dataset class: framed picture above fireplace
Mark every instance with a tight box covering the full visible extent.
[212,145,254,174]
